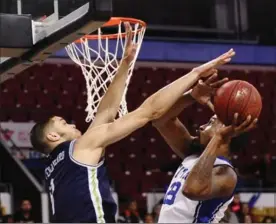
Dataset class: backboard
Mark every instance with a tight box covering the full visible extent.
[0,0,112,83]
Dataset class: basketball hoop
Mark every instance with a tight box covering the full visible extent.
[65,17,146,122]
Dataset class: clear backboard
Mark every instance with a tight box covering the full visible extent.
[0,0,112,82]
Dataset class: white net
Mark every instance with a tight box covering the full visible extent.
[65,18,146,122]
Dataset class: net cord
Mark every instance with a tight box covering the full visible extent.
[65,22,145,122]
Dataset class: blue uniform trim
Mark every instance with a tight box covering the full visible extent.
[193,201,202,223]
[191,156,235,223]
[193,198,228,223]
[209,202,226,222]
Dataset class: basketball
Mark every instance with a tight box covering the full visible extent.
[214,80,262,125]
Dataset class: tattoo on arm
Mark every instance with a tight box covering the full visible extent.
[188,153,217,187]
[184,136,222,191]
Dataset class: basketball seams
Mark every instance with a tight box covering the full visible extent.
[246,86,262,119]
[226,81,240,125]
[239,82,253,122]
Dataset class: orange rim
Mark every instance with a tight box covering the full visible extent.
[75,17,146,42]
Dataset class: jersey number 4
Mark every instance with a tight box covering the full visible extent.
[163,181,181,205]
[49,178,55,215]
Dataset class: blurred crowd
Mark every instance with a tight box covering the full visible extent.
[1,194,276,223]
[118,199,162,223]
[223,193,275,223]
[0,199,36,223]
[117,193,276,223]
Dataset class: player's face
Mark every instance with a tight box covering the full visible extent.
[198,115,223,146]
[47,116,82,142]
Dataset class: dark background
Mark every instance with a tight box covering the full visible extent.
[0,0,276,44]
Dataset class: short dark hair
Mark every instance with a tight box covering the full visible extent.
[30,117,53,154]
[186,133,249,157]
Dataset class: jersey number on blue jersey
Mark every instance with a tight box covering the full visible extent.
[49,178,55,215]
[163,181,181,205]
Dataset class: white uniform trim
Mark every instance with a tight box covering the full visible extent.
[87,168,106,223]
[69,140,104,168]
[193,201,203,223]
[211,199,233,223]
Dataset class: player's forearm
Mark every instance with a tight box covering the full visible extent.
[90,61,130,126]
[152,90,195,126]
[98,61,129,113]
[143,71,200,120]
[183,135,224,196]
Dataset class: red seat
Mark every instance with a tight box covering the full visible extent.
[61,81,79,95]
[0,110,8,121]
[116,171,139,197]
[9,110,29,122]
[193,105,213,125]
[22,78,42,93]
[41,77,61,94]
[231,151,245,168]
[29,109,53,122]
[57,93,75,109]
[1,78,21,93]
[158,172,174,189]
[228,70,246,81]
[71,110,89,132]
[16,93,36,109]
[67,65,83,82]
[143,152,162,170]
[169,68,190,80]
[140,171,160,192]
[0,92,16,108]
[106,151,123,180]
[36,93,55,109]
[124,162,143,176]
[76,93,87,110]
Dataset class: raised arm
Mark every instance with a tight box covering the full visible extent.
[182,114,257,201]
[152,91,196,158]
[74,50,236,165]
[152,73,228,158]
[89,23,137,128]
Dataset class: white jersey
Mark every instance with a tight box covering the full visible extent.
[158,155,235,223]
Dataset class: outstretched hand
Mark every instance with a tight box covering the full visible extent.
[123,22,138,65]
[216,113,258,144]
[193,49,235,78]
[191,72,228,110]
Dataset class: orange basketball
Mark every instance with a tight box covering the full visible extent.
[214,80,262,125]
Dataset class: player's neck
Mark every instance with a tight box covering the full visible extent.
[216,143,230,160]
[48,140,66,152]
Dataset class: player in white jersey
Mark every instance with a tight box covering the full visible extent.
[153,74,258,223]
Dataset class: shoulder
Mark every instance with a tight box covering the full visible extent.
[214,156,233,167]
[214,157,236,180]
[213,164,237,192]
[70,138,105,167]
[213,165,236,178]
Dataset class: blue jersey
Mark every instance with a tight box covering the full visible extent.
[45,140,117,223]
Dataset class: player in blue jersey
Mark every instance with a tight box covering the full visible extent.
[30,31,235,223]
[153,74,257,223]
